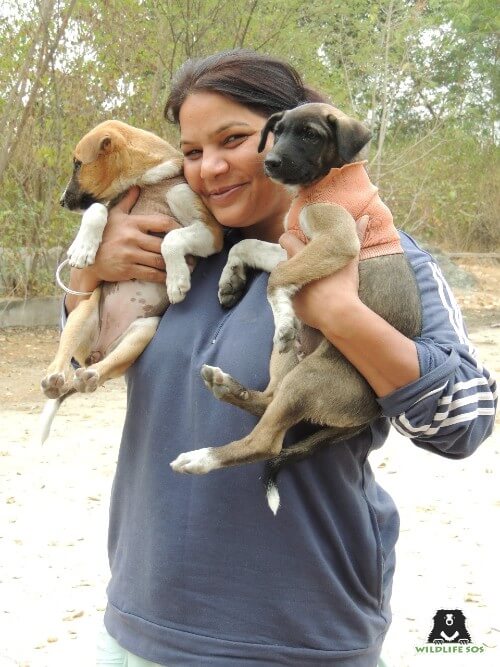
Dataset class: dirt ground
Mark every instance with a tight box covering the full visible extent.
[0,260,499,666]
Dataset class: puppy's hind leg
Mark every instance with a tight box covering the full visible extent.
[171,362,309,475]
[201,365,270,417]
[41,288,101,399]
[72,316,160,392]
[200,345,298,417]
[172,342,377,477]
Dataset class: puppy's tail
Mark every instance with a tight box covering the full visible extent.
[39,390,76,444]
[263,424,369,515]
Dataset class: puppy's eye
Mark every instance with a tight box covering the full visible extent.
[304,127,320,141]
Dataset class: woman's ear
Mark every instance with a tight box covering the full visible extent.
[257,111,285,153]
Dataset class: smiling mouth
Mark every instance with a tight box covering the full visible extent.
[207,183,247,198]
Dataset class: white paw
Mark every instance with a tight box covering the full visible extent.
[67,236,98,268]
[166,265,191,304]
[170,447,217,474]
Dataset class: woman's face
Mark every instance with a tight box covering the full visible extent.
[179,92,291,242]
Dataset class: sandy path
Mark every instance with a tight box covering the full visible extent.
[1,265,499,666]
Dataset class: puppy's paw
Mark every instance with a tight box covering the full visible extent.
[170,447,217,474]
[201,364,249,402]
[166,266,191,304]
[73,367,100,393]
[274,319,299,353]
[41,371,72,399]
[67,238,98,268]
[218,260,247,308]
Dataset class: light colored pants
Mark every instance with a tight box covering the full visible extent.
[97,622,389,667]
[96,624,164,667]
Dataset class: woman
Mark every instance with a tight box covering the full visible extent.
[65,50,496,666]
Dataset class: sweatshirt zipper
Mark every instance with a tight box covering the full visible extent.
[211,312,232,344]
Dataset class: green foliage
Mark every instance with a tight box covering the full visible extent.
[0,0,498,296]
[378,127,500,250]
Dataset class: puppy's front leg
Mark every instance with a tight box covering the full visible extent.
[163,184,223,303]
[67,203,108,268]
[218,239,287,307]
[268,203,360,352]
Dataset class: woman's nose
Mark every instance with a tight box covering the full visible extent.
[200,151,229,180]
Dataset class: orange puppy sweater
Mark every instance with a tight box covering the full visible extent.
[286,161,402,261]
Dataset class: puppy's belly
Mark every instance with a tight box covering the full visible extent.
[92,280,168,358]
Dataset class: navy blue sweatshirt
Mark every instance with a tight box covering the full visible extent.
[83,231,495,666]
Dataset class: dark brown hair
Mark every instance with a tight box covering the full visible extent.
[164,49,329,123]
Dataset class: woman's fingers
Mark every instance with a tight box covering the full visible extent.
[134,249,166,271]
[279,231,306,259]
[137,232,164,254]
[136,214,181,234]
[135,216,182,254]
[130,265,167,283]
[115,186,141,213]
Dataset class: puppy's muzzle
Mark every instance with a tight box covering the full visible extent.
[263,154,283,178]
[264,151,316,186]
[60,186,99,212]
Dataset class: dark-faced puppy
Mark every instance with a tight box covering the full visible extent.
[171,104,422,513]
[258,103,372,184]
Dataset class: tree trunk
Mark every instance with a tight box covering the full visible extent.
[0,0,78,185]
[372,0,394,185]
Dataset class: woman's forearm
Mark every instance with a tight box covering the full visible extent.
[65,266,101,313]
[320,299,420,398]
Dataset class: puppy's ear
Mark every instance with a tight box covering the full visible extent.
[76,133,116,165]
[258,111,285,153]
[327,115,371,164]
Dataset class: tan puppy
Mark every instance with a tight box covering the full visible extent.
[40,120,222,440]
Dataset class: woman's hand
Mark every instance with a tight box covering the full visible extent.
[91,186,181,283]
[66,186,182,312]
[279,218,420,396]
[278,229,362,337]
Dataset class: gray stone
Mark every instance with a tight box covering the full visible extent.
[0,296,61,328]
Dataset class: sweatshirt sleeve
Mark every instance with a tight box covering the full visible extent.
[377,232,497,459]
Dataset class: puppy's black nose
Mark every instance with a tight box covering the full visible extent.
[264,155,282,171]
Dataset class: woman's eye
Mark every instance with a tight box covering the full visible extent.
[224,134,246,145]
[183,149,202,159]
